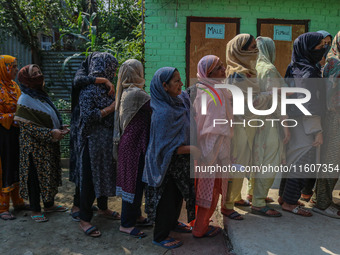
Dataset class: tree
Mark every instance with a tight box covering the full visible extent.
[0,0,71,64]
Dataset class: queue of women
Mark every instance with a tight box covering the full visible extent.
[0,29,339,249]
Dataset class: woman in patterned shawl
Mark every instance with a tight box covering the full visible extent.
[113,59,152,238]
[77,52,118,237]
[15,64,69,222]
[0,55,26,220]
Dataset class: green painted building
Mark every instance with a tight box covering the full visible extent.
[144,0,339,90]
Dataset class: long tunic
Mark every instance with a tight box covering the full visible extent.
[78,84,116,197]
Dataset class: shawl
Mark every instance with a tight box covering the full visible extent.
[0,55,21,130]
[114,59,149,136]
[226,34,271,120]
[323,31,340,111]
[143,67,191,187]
[16,65,63,129]
[285,32,324,79]
[88,52,118,81]
[326,31,340,61]
[226,34,258,79]
[256,36,287,92]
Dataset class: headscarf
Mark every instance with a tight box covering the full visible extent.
[194,55,233,162]
[323,31,340,111]
[113,59,150,154]
[286,32,324,79]
[326,31,340,61]
[226,34,258,78]
[88,52,118,80]
[143,67,191,187]
[256,36,286,91]
[0,55,21,129]
[16,64,63,129]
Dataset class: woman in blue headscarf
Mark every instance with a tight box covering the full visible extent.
[279,32,326,217]
[143,67,199,249]
[77,52,119,237]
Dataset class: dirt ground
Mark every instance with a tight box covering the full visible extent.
[0,168,168,255]
[0,169,228,255]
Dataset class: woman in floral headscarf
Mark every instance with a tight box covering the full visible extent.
[313,31,340,219]
[0,55,26,220]
[77,52,118,237]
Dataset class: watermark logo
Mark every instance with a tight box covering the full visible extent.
[201,83,311,116]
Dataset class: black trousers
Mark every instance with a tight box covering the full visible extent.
[153,177,183,242]
[27,156,54,212]
[79,143,108,222]
[120,156,145,228]
[73,186,107,210]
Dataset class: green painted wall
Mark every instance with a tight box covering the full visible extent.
[144,0,340,90]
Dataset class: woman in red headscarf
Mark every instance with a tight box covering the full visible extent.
[0,55,26,220]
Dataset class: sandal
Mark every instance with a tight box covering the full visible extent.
[251,206,282,217]
[173,221,192,233]
[135,217,153,227]
[193,225,221,238]
[120,227,147,238]
[152,237,183,249]
[234,199,251,207]
[44,205,68,213]
[282,205,312,217]
[0,211,16,220]
[278,197,305,207]
[247,195,274,203]
[70,211,80,222]
[31,214,48,223]
[221,208,244,220]
[80,225,101,237]
[312,205,340,219]
[98,210,121,220]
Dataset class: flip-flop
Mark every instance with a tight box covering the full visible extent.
[0,212,16,220]
[70,211,80,222]
[135,217,153,227]
[31,214,48,223]
[44,205,68,213]
[98,211,121,220]
[193,225,221,238]
[312,205,340,219]
[221,209,244,220]
[173,221,192,233]
[282,205,312,217]
[251,206,282,217]
[234,200,251,207]
[120,227,147,238]
[80,225,101,237]
[152,238,183,249]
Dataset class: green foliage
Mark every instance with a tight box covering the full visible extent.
[61,0,144,70]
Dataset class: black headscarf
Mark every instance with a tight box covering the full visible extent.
[286,32,325,79]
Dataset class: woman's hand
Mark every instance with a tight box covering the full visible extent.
[95,77,115,96]
[190,146,202,160]
[101,101,116,118]
[313,132,323,147]
[51,129,68,141]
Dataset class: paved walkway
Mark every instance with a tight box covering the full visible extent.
[224,178,340,255]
